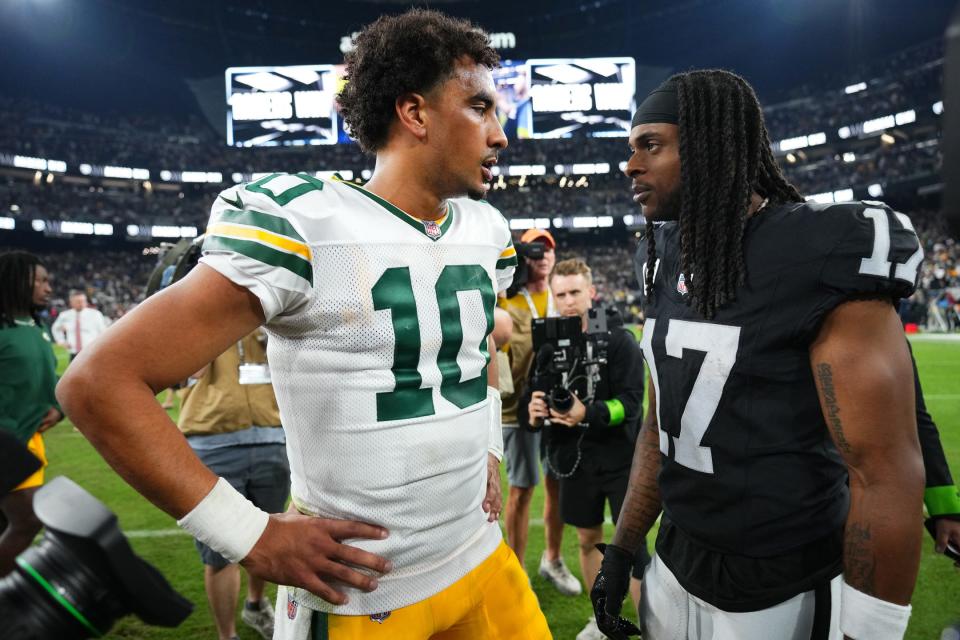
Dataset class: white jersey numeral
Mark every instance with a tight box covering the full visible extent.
[640,318,741,475]
[858,207,923,284]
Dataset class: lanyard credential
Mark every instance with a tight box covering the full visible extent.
[521,287,557,319]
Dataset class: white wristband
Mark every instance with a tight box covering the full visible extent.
[840,579,911,640]
[177,477,270,563]
[487,387,503,461]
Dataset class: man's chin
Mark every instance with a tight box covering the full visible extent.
[466,185,489,201]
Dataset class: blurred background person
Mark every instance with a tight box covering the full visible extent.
[0,251,64,575]
[51,290,109,362]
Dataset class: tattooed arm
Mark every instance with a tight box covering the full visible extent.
[611,383,663,551]
[810,298,924,607]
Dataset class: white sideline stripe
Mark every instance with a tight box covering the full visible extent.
[125,528,190,538]
[123,517,619,539]
[908,334,960,342]
[925,394,960,399]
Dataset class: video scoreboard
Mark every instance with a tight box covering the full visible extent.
[225,57,635,147]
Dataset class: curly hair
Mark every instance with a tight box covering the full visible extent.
[337,9,500,152]
[643,69,803,319]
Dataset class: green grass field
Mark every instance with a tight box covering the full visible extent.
[35,337,960,639]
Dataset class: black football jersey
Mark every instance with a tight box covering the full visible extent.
[634,200,922,559]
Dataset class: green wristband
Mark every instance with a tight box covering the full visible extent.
[925,485,960,517]
[604,399,626,426]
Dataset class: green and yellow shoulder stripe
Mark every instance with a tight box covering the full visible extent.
[203,188,314,286]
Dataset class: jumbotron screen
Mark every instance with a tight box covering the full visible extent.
[494,57,636,139]
[224,56,636,146]
[225,64,346,147]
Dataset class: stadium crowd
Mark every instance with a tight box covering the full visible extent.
[0,36,954,331]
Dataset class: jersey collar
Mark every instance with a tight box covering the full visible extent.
[334,178,454,241]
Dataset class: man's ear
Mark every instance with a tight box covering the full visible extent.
[395,92,428,141]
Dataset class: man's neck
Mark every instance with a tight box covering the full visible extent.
[525,278,548,294]
[746,192,767,217]
[364,155,448,222]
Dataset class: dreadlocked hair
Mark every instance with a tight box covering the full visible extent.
[648,69,803,319]
[0,251,44,328]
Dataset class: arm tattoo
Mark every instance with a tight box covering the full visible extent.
[815,362,851,454]
[614,422,662,551]
[844,521,877,594]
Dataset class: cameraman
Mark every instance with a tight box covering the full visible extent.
[526,258,648,640]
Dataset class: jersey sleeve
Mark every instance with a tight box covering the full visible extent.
[488,205,517,293]
[495,237,517,293]
[199,184,314,323]
[796,202,922,340]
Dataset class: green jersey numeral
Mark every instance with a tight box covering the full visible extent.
[372,265,495,422]
[244,172,324,206]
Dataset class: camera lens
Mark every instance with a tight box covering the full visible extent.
[549,388,574,414]
[0,533,125,639]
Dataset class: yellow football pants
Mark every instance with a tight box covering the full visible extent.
[284,541,552,640]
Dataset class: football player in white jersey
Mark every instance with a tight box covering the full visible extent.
[58,9,551,640]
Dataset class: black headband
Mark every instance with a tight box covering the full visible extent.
[631,79,678,128]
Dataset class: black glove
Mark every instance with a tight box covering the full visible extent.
[591,543,641,639]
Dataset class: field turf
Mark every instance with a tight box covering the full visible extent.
[35,337,960,639]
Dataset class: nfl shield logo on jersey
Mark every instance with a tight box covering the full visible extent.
[424,220,442,239]
[677,272,689,295]
[370,611,392,624]
[286,591,298,620]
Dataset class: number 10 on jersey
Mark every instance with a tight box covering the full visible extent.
[372,264,495,422]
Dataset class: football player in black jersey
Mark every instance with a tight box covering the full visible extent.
[590,70,935,640]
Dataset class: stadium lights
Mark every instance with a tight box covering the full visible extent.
[507,164,547,176]
[509,218,537,230]
[553,217,564,228]
[838,126,852,139]
[863,115,896,134]
[79,164,93,175]
[880,133,896,145]
[9,204,19,213]
[806,192,834,204]
[559,176,567,188]
[573,216,599,228]
[11,155,65,172]
[786,153,797,164]
[844,82,867,94]
[933,101,944,115]
[518,174,527,188]
[0,217,14,231]
[31,220,46,232]
[894,110,916,126]
[45,173,54,184]
[868,183,884,198]
[832,189,854,202]
[126,225,140,236]
[361,169,372,180]
[13,155,47,171]
[843,152,856,162]
[777,132,826,153]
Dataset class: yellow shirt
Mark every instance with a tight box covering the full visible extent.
[497,288,551,425]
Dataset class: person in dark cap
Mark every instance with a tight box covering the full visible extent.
[589,69,930,640]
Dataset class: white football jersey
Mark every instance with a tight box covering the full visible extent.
[199,173,517,615]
